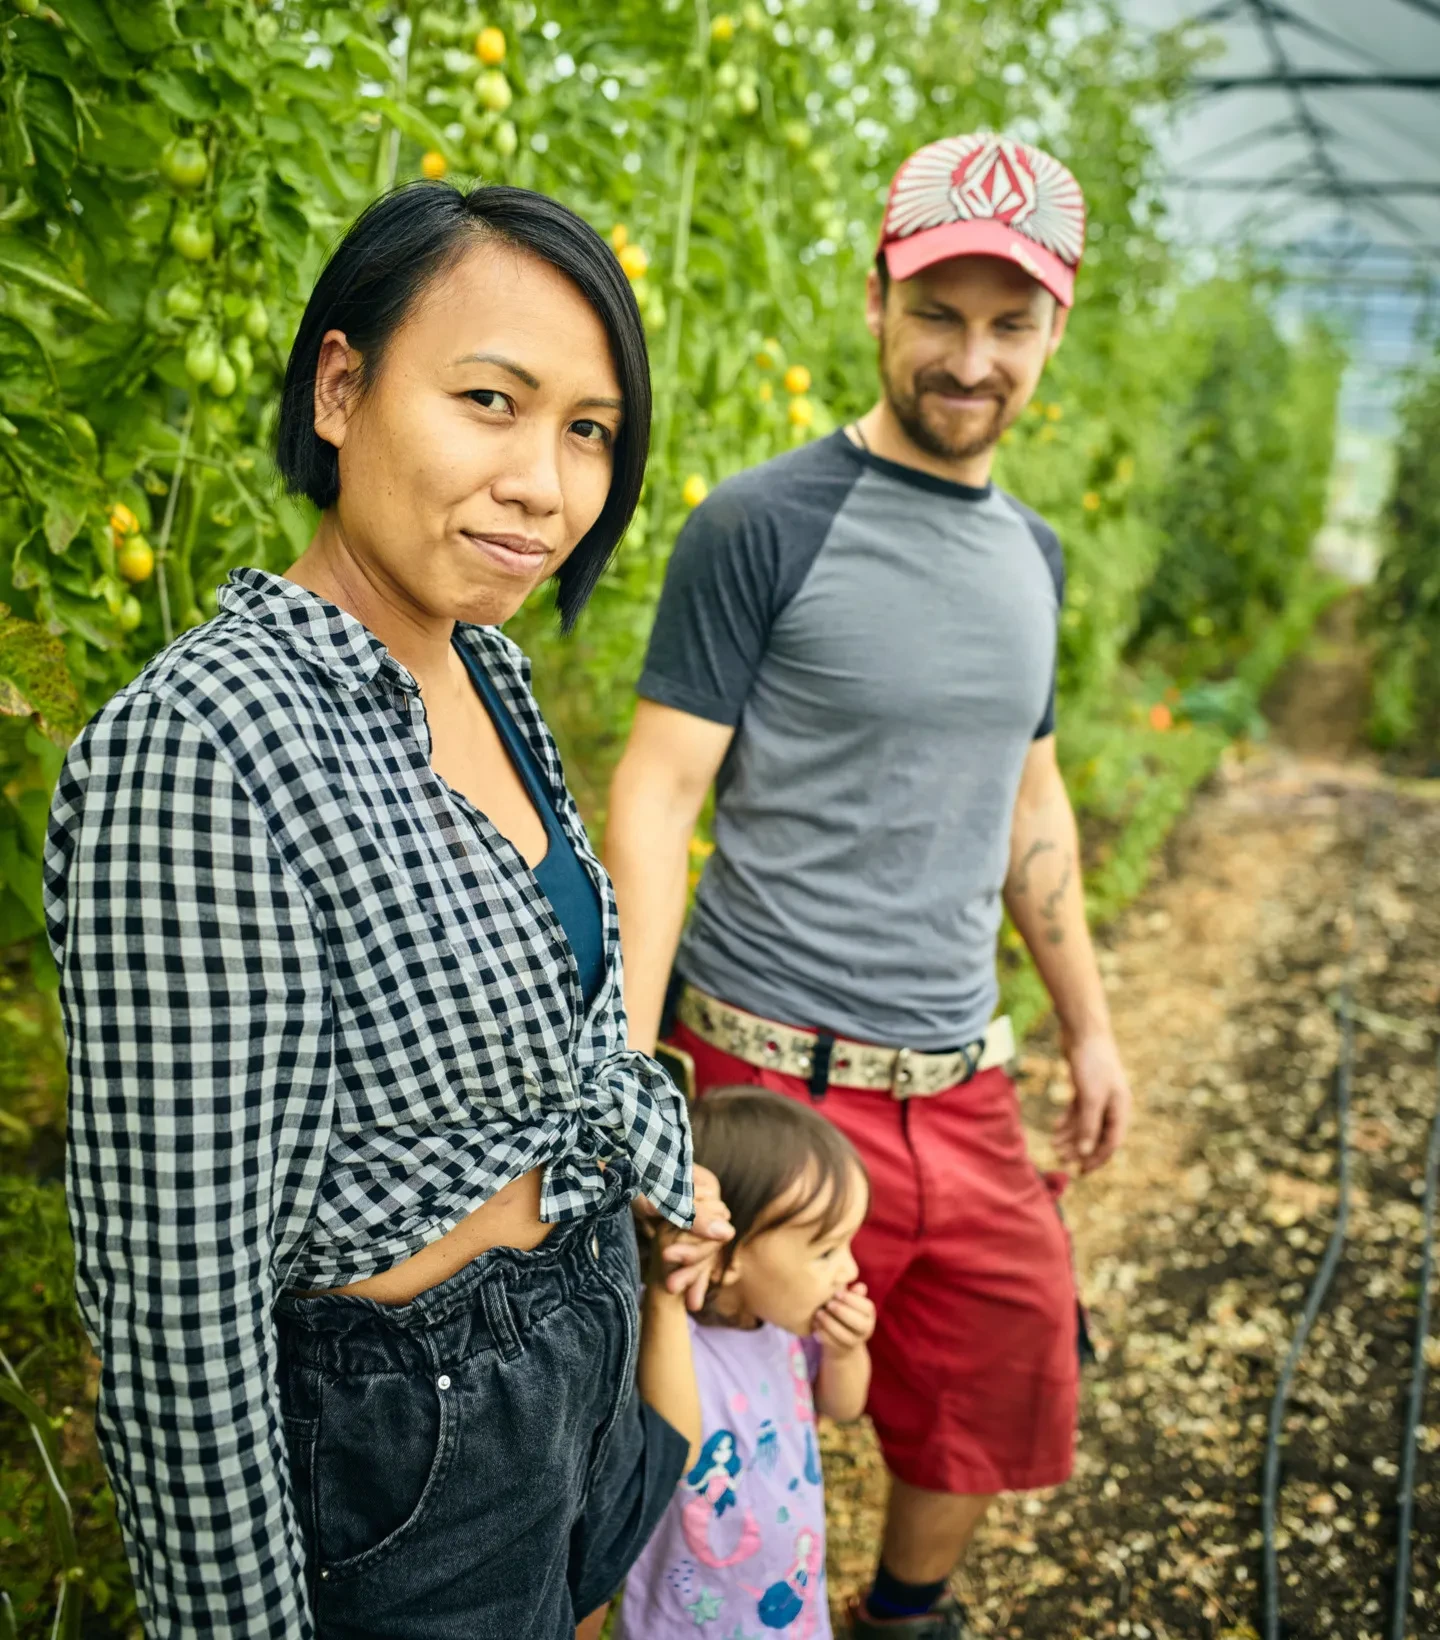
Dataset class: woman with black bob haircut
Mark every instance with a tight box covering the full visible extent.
[47,181,733,1638]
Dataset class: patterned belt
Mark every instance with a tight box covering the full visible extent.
[676,985,1016,1099]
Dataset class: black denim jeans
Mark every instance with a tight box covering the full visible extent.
[276,1199,687,1638]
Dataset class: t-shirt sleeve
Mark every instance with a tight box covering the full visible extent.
[1006,497,1065,740]
[638,442,860,728]
[636,489,787,727]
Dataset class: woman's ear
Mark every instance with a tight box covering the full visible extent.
[314,329,363,452]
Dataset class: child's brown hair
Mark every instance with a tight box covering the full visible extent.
[689,1086,869,1287]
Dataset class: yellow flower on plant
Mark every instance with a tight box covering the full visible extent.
[711,14,735,42]
[610,223,629,252]
[618,243,649,281]
[682,474,709,508]
[758,381,773,402]
[1115,455,1135,484]
[1046,403,1063,422]
[475,26,506,64]
[689,836,715,860]
[788,396,814,428]
[783,363,811,395]
[1082,490,1101,512]
[421,151,448,179]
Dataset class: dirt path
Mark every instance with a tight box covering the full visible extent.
[822,626,1440,1639]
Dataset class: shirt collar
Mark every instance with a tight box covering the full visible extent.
[218,568,419,693]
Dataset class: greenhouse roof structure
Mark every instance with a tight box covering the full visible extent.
[1128,0,1440,430]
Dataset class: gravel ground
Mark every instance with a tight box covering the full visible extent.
[821,698,1440,1638]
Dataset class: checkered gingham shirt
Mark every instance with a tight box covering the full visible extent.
[44,568,694,1637]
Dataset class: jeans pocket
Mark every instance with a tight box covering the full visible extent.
[314,1364,459,1581]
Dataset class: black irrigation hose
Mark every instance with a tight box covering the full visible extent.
[1261,979,1355,1640]
[1261,811,1379,1640]
[1390,1049,1440,1640]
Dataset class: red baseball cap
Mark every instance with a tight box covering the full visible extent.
[879,133,1087,308]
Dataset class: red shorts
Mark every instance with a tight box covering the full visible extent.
[669,1020,1079,1495]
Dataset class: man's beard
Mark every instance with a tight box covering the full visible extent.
[880,343,1013,462]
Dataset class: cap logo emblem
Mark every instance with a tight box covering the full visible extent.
[886,134,1086,268]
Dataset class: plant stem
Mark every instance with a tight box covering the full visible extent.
[650,0,710,538]
[154,400,195,646]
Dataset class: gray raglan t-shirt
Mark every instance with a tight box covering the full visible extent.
[638,430,1063,1050]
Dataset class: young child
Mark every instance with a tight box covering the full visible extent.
[620,1087,876,1640]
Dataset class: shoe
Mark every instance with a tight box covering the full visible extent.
[846,1590,971,1638]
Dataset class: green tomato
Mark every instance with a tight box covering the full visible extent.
[783,119,811,151]
[493,119,518,159]
[171,215,215,262]
[160,138,209,190]
[475,71,512,113]
[736,83,759,116]
[165,282,206,321]
[229,244,264,288]
[11,0,40,15]
[184,332,220,384]
[242,296,269,341]
[209,354,238,399]
[118,595,143,634]
[229,335,254,387]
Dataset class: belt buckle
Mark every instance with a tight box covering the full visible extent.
[889,1046,916,1099]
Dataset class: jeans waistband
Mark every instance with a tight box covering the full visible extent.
[276,1196,637,1376]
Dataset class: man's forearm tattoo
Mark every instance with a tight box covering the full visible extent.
[1041,852,1074,944]
[1010,837,1056,896]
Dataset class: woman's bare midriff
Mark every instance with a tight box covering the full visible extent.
[300,1166,553,1306]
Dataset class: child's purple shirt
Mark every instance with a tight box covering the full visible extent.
[617,1318,831,1639]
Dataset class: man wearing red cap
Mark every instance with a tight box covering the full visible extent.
[607,134,1131,1637]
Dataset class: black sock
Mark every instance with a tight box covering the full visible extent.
[867,1563,948,1619]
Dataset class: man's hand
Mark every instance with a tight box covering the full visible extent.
[635,1164,734,1312]
[1054,1030,1131,1174]
[813,1282,876,1357]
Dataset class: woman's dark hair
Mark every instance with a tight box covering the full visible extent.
[689,1087,869,1290]
[275,181,650,631]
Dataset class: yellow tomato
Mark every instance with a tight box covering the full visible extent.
[787,396,814,428]
[618,243,649,281]
[109,502,139,540]
[610,223,629,252]
[1082,490,1101,512]
[475,26,506,64]
[117,536,155,584]
[681,474,709,508]
[421,150,448,179]
[783,363,811,395]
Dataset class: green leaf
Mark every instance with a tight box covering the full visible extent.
[10,20,73,79]
[101,0,179,55]
[341,30,398,85]
[138,66,221,122]
[0,316,55,409]
[52,0,132,78]
[0,613,85,743]
[371,95,454,153]
[43,494,87,555]
[260,176,310,265]
[0,237,110,319]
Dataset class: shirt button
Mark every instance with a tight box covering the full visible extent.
[437,1374,451,1391]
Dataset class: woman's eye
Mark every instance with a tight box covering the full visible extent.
[572,419,614,446]
[467,389,512,413]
